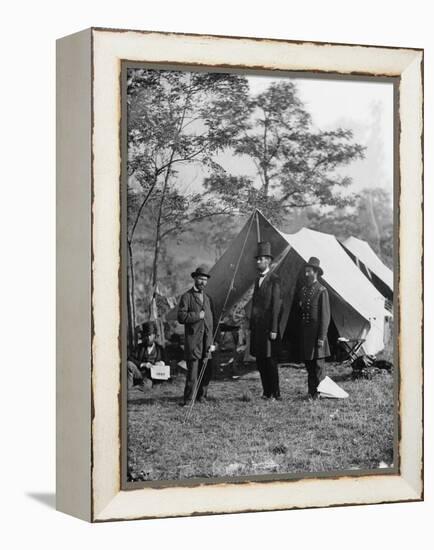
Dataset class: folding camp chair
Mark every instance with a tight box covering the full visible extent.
[337,337,365,366]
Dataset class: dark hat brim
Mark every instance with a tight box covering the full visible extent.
[191,271,211,279]
[254,254,273,260]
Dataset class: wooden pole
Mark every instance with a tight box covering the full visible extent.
[255,209,261,243]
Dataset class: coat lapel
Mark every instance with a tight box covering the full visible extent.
[190,288,205,309]
[254,277,260,293]
[258,272,271,294]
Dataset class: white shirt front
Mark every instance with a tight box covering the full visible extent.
[258,268,270,287]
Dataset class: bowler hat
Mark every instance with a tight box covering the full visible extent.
[191,265,211,279]
[306,256,324,277]
[255,241,273,259]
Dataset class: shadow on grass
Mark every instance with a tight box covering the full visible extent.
[128,395,181,405]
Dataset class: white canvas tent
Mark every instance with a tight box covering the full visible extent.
[185,211,387,357]
[277,227,386,355]
[341,236,393,301]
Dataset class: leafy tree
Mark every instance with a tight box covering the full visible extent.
[204,81,365,224]
[127,69,250,331]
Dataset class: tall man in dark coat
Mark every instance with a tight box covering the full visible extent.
[297,257,331,399]
[250,242,282,400]
[177,266,217,405]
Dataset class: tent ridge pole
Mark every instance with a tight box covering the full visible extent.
[255,209,261,243]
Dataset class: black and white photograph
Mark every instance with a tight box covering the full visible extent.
[124,65,396,484]
[1,0,430,538]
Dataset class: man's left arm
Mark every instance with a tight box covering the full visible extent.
[318,287,331,343]
[209,295,220,348]
[270,276,282,339]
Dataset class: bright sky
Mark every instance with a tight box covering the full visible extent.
[248,74,394,192]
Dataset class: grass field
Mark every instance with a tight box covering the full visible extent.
[127,362,395,482]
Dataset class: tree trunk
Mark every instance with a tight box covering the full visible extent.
[151,170,171,296]
[367,192,381,254]
[127,240,136,349]
[151,229,161,290]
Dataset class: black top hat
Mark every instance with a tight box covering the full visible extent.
[255,241,273,259]
[191,265,211,279]
[140,320,157,336]
[306,256,324,277]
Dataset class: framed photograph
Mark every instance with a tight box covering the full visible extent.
[56,27,423,522]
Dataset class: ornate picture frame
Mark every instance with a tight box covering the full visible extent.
[56,27,423,522]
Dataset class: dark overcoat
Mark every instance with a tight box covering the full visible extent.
[297,281,331,360]
[177,288,215,360]
[250,271,282,358]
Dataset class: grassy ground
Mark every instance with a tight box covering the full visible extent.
[127,362,394,481]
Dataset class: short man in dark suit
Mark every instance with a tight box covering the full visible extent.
[177,266,217,405]
[297,257,331,399]
[250,242,282,400]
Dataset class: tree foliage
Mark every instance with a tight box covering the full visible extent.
[204,81,365,224]
[127,69,250,328]
[126,71,375,330]
[127,68,250,240]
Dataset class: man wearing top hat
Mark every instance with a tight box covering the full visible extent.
[177,266,217,405]
[297,257,331,399]
[250,242,282,400]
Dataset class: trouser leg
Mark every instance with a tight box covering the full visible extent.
[184,359,199,402]
[267,357,280,398]
[198,357,213,399]
[316,358,326,385]
[127,361,143,389]
[256,356,271,397]
[305,359,326,396]
[305,360,317,396]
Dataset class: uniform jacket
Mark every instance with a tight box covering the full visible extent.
[249,271,282,358]
[297,281,331,360]
[177,287,216,360]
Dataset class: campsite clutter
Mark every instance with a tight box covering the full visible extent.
[128,210,393,408]
[351,355,393,380]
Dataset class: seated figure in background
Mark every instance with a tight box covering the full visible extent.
[127,320,165,390]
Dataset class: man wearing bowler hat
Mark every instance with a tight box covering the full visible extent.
[177,266,217,405]
[250,242,282,400]
[297,257,331,399]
